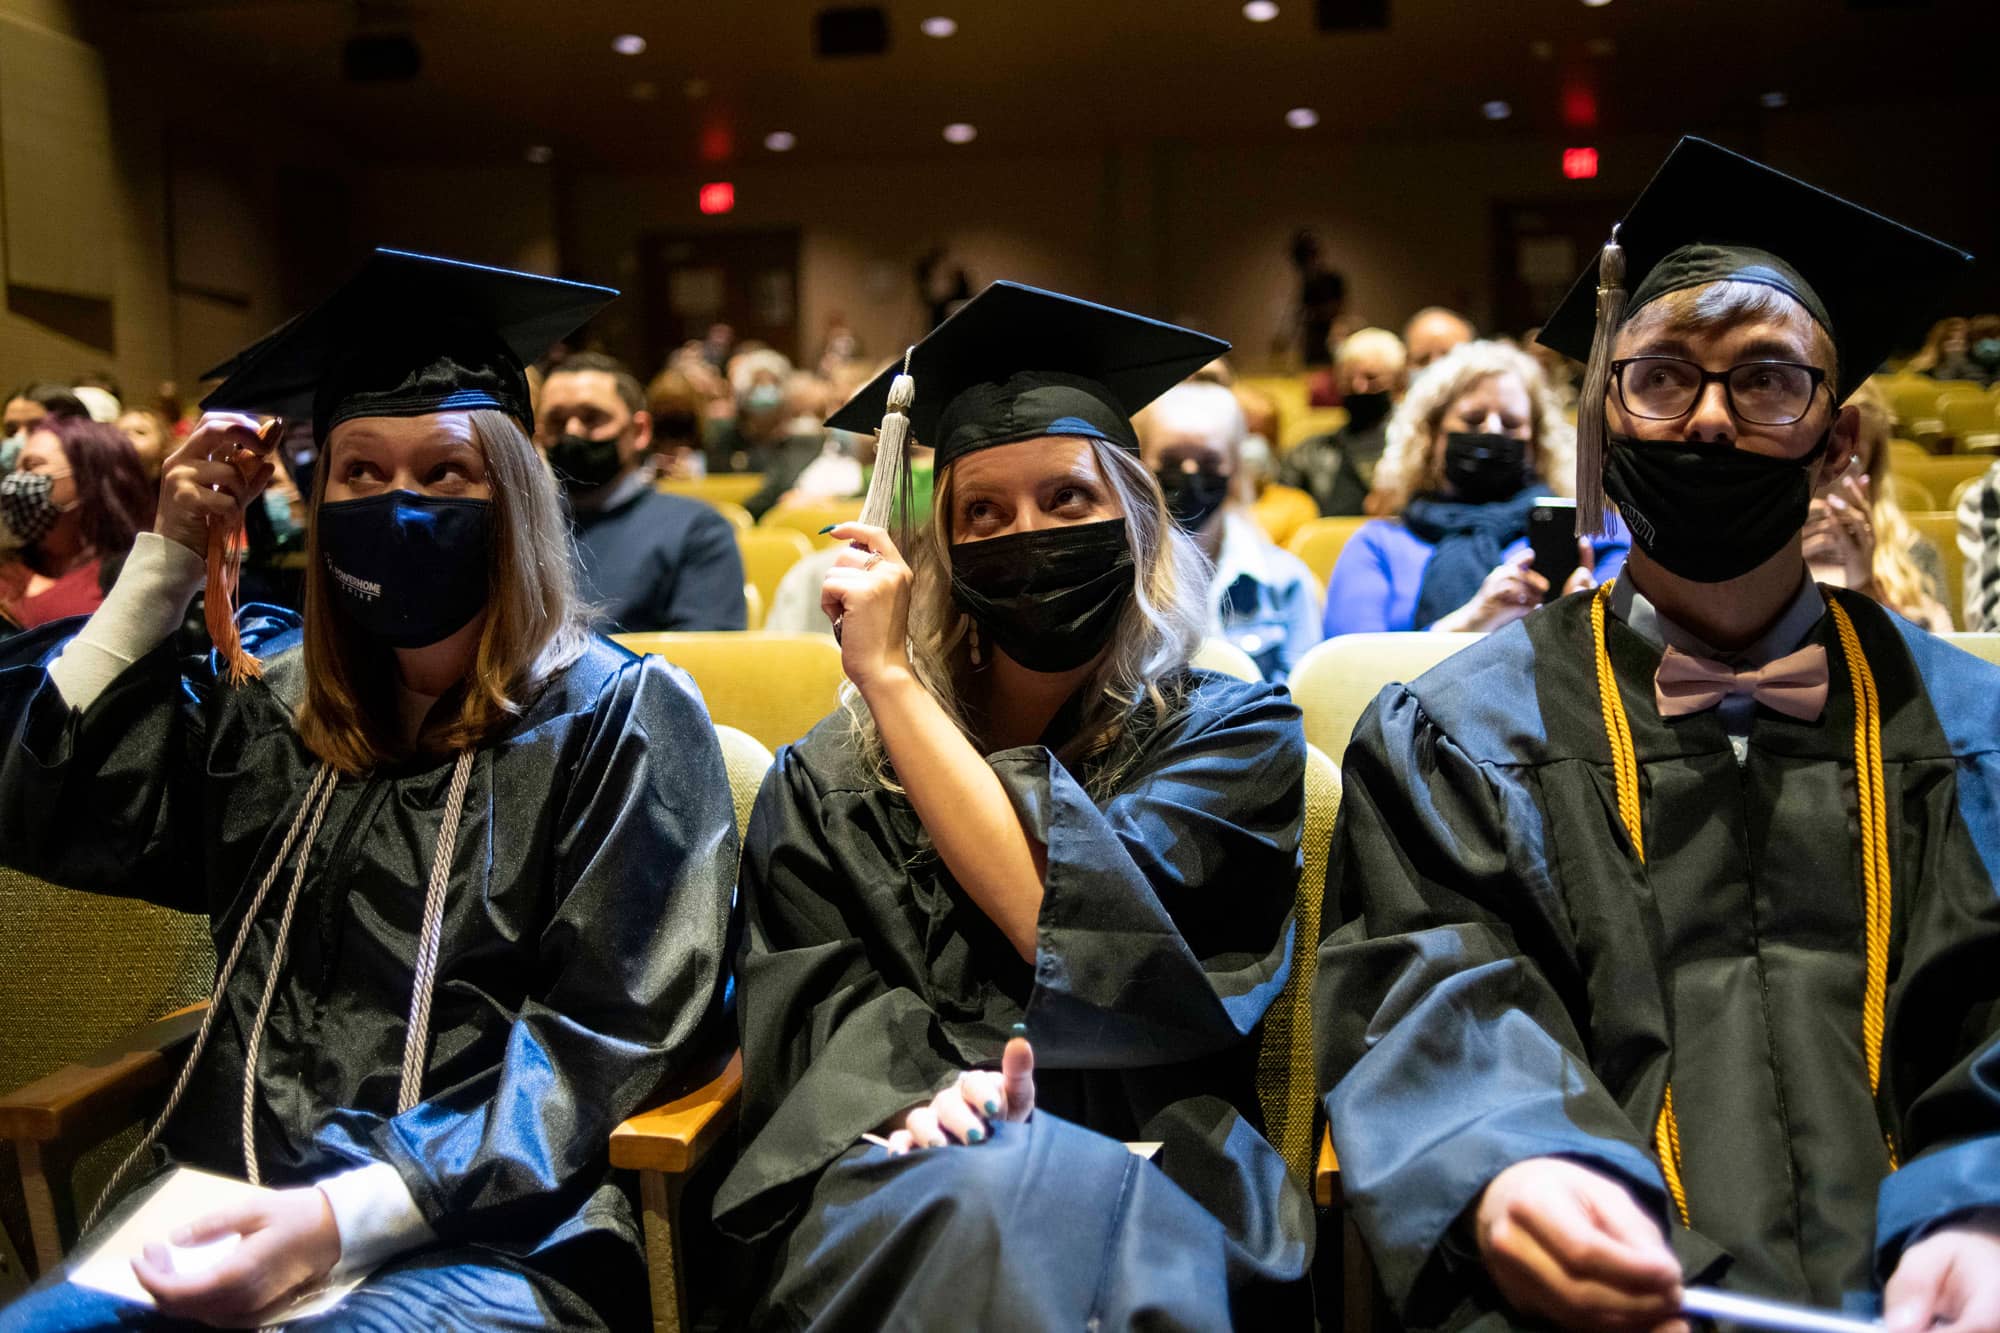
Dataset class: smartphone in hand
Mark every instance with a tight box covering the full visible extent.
[1528,497,1581,602]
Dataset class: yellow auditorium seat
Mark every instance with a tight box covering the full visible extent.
[1946,634,2000,667]
[656,473,767,508]
[1907,511,1965,629]
[1941,394,2000,451]
[1252,484,1320,548]
[1191,636,1262,682]
[1903,455,1992,508]
[1886,476,1938,512]
[1888,437,1930,470]
[710,500,753,532]
[613,631,844,752]
[1882,378,1946,436]
[741,583,765,631]
[1286,516,1369,588]
[736,529,815,623]
[760,500,864,548]
[1280,406,1348,454]
[1288,631,1484,759]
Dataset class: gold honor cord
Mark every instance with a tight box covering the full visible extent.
[1589,582,1895,1229]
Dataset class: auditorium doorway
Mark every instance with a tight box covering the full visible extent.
[637,227,802,375]
[1490,199,1625,340]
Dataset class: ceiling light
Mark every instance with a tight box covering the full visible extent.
[1760,90,1789,109]
[943,122,977,144]
[764,130,797,151]
[1581,0,1612,7]
[1243,1,1280,20]
[525,144,554,164]
[920,16,957,37]
[1285,107,1319,129]
[1482,99,1512,120]
[612,34,647,55]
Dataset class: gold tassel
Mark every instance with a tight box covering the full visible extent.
[1575,226,1627,537]
[859,347,916,538]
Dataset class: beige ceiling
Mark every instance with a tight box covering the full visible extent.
[113,0,2000,171]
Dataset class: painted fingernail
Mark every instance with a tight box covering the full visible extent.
[818,524,837,534]
[967,1127,984,1143]
[1011,1022,1027,1035]
[985,1099,1001,1114]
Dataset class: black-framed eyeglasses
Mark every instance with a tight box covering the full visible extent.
[1610,356,1829,427]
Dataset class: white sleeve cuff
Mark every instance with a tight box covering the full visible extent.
[314,1160,435,1279]
[46,532,206,711]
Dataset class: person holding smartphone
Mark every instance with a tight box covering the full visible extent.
[1322,339,1627,636]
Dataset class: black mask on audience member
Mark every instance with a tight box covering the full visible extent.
[1443,432,1530,503]
[1602,431,1828,584]
[950,518,1135,673]
[317,491,492,648]
[1342,390,1393,431]
[547,432,624,491]
[0,470,59,545]
[1155,467,1231,534]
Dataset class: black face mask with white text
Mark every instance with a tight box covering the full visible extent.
[1603,431,1829,584]
[950,518,1135,673]
[317,491,492,647]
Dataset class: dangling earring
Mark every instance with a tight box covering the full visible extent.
[968,618,984,669]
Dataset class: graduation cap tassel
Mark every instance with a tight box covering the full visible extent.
[1574,226,1626,537]
[859,347,916,534]
[206,419,283,686]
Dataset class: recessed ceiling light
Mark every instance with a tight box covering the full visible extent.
[1760,90,1789,109]
[1482,100,1512,121]
[920,16,957,37]
[1285,107,1319,129]
[612,34,647,55]
[1243,1,1280,20]
[943,122,977,144]
[1581,0,1611,7]
[525,144,554,164]
[764,130,797,151]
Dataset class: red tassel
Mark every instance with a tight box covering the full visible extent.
[207,419,283,686]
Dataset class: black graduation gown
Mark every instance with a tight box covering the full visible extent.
[1315,587,2000,1329]
[714,669,1316,1327]
[0,609,739,1326]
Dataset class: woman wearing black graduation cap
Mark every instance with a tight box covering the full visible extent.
[714,283,1314,1327]
[0,251,737,1331]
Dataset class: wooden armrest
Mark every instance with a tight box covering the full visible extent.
[609,1050,743,1175]
[1315,1125,1341,1207]
[0,1003,206,1146]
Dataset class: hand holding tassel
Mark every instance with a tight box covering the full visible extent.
[153,412,279,684]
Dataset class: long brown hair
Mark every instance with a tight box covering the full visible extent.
[30,415,154,557]
[296,409,593,774]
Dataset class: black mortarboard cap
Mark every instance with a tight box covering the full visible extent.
[825,281,1228,470]
[201,248,616,442]
[1539,138,1972,533]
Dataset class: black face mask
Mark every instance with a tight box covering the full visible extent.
[317,492,493,648]
[1443,432,1530,503]
[547,432,624,491]
[1156,467,1231,534]
[1343,389,1393,431]
[950,519,1135,674]
[1603,432,1828,584]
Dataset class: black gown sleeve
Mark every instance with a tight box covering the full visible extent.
[987,679,1303,1068]
[1315,685,1669,1321]
[367,656,740,1246]
[0,607,299,913]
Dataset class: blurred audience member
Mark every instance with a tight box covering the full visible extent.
[1324,340,1624,636]
[1969,314,2000,386]
[0,415,152,632]
[2,383,88,472]
[1908,316,1976,380]
[711,352,833,518]
[71,374,122,423]
[1280,327,1406,516]
[538,352,745,632]
[1809,383,1951,630]
[1233,384,1281,505]
[1955,445,2000,633]
[1403,306,1476,371]
[702,321,736,370]
[765,442,938,635]
[1139,382,1320,680]
[644,367,709,478]
[1191,356,1237,388]
[1524,325,1579,412]
[815,312,863,376]
[116,407,173,481]
[1291,228,1348,372]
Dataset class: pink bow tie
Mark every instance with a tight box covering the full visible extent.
[1654,643,1830,721]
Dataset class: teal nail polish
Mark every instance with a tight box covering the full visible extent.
[817,524,837,534]
[1010,1022,1027,1036]
[985,1099,1000,1115]
[967,1127,984,1143]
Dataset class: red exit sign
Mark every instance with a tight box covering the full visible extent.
[1562,147,1599,180]
[699,181,735,214]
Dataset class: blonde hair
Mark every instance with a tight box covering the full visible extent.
[844,439,1210,796]
[1847,381,1945,620]
[1334,327,1407,376]
[1368,340,1574,514]
[297,409,594,775]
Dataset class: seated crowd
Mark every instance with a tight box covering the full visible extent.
[1,138,1998,1333]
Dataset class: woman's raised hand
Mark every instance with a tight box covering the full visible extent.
[1435,549,1548,633]
[821,522,915,692]
[155,413,275,556]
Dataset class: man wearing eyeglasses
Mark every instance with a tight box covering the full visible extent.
[1317,139,2000,1333]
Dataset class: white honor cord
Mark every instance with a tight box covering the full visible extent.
[1681,1286,1881,1333]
